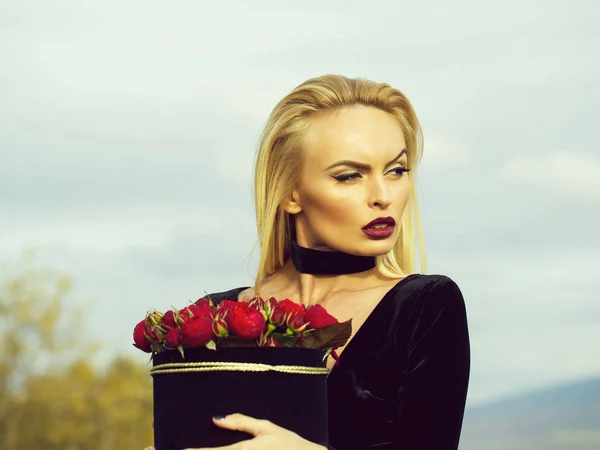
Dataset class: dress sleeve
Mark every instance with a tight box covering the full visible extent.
[392,276,471,449]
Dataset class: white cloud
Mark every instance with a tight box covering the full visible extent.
[502,150,600,197]
[0,208,224,255]
[421,135,470,167]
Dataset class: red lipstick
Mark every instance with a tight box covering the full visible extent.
[362,216,396,239]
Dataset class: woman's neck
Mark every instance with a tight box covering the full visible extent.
[272,259,389,306]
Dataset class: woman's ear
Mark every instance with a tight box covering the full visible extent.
[282,190,302,215]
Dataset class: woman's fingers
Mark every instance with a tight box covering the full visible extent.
[210,413,277,436]
[153,414,279,450]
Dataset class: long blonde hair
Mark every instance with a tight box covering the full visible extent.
[253,74,426,290]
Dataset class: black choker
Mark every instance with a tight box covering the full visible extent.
[290,239,376,275]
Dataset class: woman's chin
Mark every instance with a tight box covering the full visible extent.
[348,240,396,257]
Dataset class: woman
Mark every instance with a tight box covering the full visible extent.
[151,74,470,450]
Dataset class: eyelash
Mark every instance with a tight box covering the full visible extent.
[333,167,411,182]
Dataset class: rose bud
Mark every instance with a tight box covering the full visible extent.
[248,297,269,321]
[180,316,214,347]
[164,327,182,349]
[304,304,338,329]
[212,313,229,337]
[261,297,278,322]
[133,320,152,353]
[266,297,278,311]
[269,308,286,328]
[227,303,267,340]
[287,314,308,334]
[264,337,279,347]
[179,303,212,322]
[195,298,211,308]
[161,310,177,330]
[146,310,163,325]
[144,314,162,341]
[248,296,265,311]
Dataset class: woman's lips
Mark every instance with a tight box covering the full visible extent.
[362,224,395,239]
[363,216,396,229]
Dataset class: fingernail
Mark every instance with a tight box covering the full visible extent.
[213,415,227,421]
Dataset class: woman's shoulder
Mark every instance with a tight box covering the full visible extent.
[385,273,469,352]
[388,273,466,313]
[401,273,463,293]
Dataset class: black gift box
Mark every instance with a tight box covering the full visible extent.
[152,346,329,450]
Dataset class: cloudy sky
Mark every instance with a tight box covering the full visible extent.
[1,0,599,407]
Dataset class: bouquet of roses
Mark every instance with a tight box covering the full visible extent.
[133,295,350,450]
[133,295,351,361]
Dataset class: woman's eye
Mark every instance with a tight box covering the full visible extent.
[333,172,361,182]
[389,166,410,176]
[333,167,410,182]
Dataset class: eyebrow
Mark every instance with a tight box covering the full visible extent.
[324,149,407,171]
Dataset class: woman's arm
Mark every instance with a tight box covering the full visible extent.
[392,276,471,449]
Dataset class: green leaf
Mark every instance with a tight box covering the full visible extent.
[177,345,185,359]
[297,319,352,350]
[270,333,298,348]
[150,341,163,353]
[205,340,217,351]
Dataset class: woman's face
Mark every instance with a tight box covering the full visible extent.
[285,105,411,256]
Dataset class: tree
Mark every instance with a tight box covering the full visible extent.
[0,251,153,449]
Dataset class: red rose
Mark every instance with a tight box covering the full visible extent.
[276,299,304,316]
[217,299,239,313]
[180,316,214,347]
[274,299,305,327]
[133,320,152,353]
[180,303,212,322]
[275,298,305,323]
[164,327,181,349]
[227,303,266,340]
[195,298,211,307]
[161,310,176,329]
[304,304,338,329]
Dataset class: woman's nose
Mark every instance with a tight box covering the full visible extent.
[368,180,392,209]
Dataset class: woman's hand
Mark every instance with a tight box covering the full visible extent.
[184,413,326,450]
[143,413,326,450]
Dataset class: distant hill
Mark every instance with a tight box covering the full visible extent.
[459,376,600,450]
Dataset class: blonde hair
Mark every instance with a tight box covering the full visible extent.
[253,74,426,290]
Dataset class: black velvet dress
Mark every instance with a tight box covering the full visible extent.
[203,273,470,450]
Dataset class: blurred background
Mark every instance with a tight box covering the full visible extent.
[1,0,599,448]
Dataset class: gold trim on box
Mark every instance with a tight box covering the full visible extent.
[150,361,329,376]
